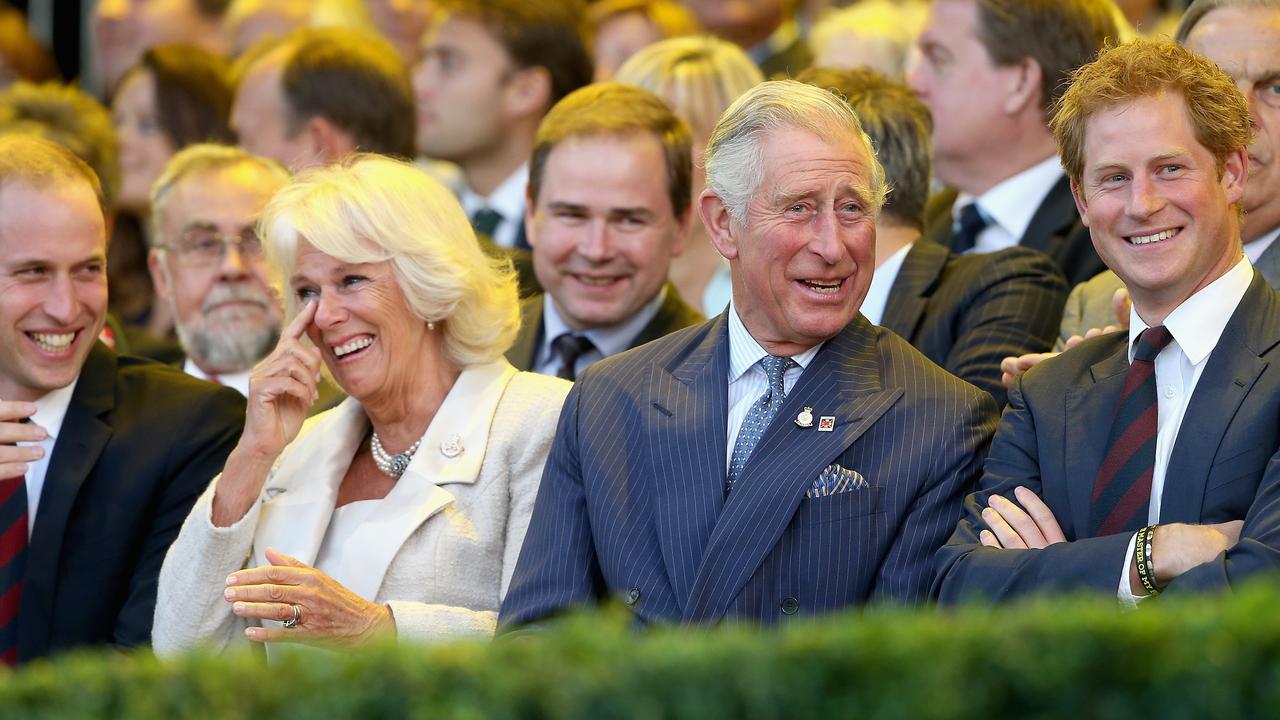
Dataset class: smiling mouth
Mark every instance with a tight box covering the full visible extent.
[333,336,374,358]
[28,331,77,354]
[1127,229,1178,245]
[799,279,844,294]
[573,274,623,288]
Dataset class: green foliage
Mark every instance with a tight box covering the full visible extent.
[4,584,1280,719]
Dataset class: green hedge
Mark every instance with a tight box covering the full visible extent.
[5,583,1280,719]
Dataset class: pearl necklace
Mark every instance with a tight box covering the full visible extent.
[370,431,421,478]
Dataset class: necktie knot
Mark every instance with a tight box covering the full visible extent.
[471,207,503,238]
[951,202,990,254]
[1134,326,1173,362]
[760,354,794,393]
[551,332,596,380]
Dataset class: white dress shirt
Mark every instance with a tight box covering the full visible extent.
[183,358,251,398]
[953,156,1064,254]
[725,302,822,470]
[458,163,529,249]
[1245,226,1280,264]
[861,243,913,325]
[16,378,79,539]
[1116,255,1253,604]
[534,288,666,378]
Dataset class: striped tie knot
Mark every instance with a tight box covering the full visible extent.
[1134,325,1173,362]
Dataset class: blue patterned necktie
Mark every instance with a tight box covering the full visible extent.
[726,355,796,493]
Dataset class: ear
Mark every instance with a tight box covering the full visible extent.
[669,205,692,258]
[699,189,738,260]
[306,116,357,163]
[1221,146,1248,206]
[523,194,539,249]
[148,249,173,302]
[504,66,553,120]
[1002,57,1044,116]
[1069,177,1090,227]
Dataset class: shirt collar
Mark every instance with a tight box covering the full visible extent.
[183,358,251,397]
[539,286,667,365]
[31,376,79,442]
[1127,255,1253,365]
[458,163,529,223]
[726,301,822,382]
[954,155,1063,241]
[1245,225,1280,263]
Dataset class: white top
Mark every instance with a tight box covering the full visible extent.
[953,155,1064,254]
[725,302,822,470]
[18,378,78,539]
[458,163,529,249]
[183,358,251,398]
[1117,255,1253,605]
[861,242,913,325]
[313,498,381,585]
[534,288,666,378]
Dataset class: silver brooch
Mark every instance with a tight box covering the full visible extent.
[440,433,464,458]
[795,407,814,428]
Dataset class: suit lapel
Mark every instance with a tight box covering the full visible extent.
[21,344,116,658]
[628,284,704,351]
[1064,342,1128,536]
[682,318,901,624]
[505,295,544,371]
[881,241,947,341]
[647,316,729,613]
[1019,176,1076,253]
[1252,236,1280,289]
[1162,275,1279,522]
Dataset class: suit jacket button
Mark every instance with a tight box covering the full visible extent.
[780,597,800,615]
[625,588,641,606]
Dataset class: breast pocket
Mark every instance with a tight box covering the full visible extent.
[794,486,883,525]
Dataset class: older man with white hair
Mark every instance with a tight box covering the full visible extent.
[499,80,998,628]
[147,144,340,408]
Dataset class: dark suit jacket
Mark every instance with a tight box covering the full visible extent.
[505,286,704,371]
[499,313,998,628]
[923,176,1106,286]
[18,344,244,662]
[168,355,345,417]
[881,242,1068,407]
[934,272,1280,602]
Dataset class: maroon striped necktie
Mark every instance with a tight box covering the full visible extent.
[0,470,26,666]
[1090,325,1175,537]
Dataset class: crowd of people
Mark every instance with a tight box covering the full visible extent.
[0,0,1277,668]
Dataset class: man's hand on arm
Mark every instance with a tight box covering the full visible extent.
[978,486,1067,549]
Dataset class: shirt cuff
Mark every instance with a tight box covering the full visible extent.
[1117,531,1150,608]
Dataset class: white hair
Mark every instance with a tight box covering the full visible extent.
[260,153,520,367]
[703,79,887,225]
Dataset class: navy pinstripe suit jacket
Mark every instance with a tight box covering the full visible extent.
[499,312,999,628]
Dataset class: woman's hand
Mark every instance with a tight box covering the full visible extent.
[211,303,323,526]
[242,301,323,460]
[224,548,395,648]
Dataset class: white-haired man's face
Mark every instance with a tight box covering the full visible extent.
[150,165,284,375]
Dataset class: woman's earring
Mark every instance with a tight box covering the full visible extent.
[427,321,436,331]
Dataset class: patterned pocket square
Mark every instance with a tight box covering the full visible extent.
[806,464,869,499]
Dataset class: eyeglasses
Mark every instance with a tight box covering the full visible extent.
[160,227,265,266]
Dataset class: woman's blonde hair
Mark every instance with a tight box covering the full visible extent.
[260,154,520,367]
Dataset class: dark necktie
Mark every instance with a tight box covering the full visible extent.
[471,207,503,239]
[551,333,596,381]
[1090,326,1175,536]
[951,202,990,254]
[726,355,796,492]
[0,467,28,666]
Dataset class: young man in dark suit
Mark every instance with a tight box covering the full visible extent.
[506,83,703,381]
[798,67,1067,407]
[936,40,1280,603]
[0,136,244,664]
[500,81,997,629]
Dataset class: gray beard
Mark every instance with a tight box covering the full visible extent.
[179,316,279,374]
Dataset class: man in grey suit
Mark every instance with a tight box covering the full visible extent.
[500,80,998,628]
[935,40,1280,603]
[507,82,703,380]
